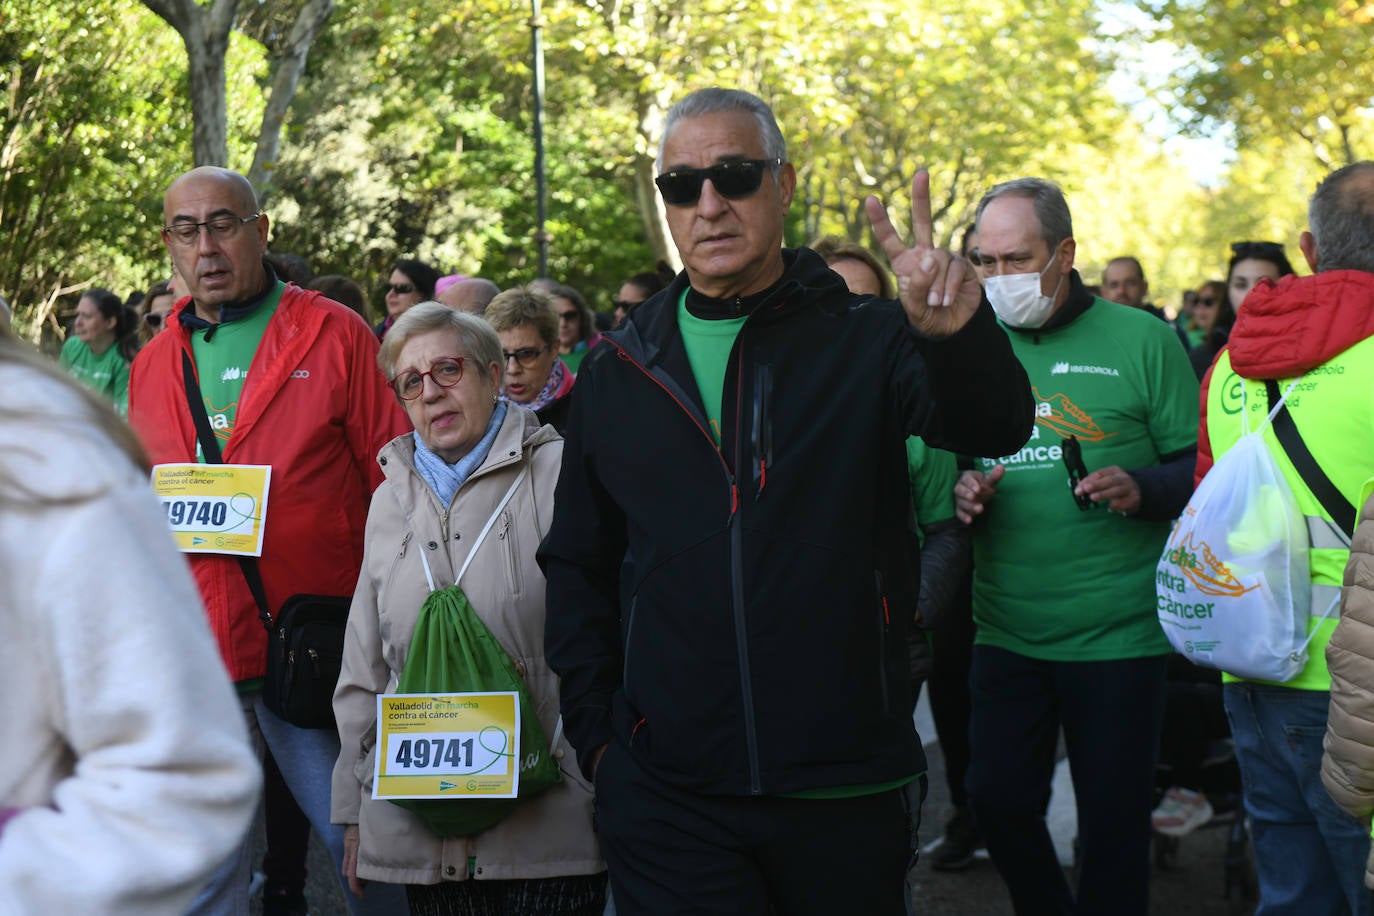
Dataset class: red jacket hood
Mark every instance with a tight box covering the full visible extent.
[1227,270,1374,378]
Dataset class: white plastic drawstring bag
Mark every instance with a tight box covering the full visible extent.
[1156,378,1326,682]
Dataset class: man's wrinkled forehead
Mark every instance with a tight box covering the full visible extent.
[163,170,256,222]
[660,111,765,170]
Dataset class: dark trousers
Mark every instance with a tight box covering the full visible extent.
[966,645,1168,916]
[262,749,310,897]
[596,741,921,916]
[1157,655,1227,790]
[928,574,975,808]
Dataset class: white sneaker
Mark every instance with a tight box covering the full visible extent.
[1151,786,1214,837]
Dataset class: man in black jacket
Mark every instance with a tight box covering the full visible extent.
[540,87,1034,915]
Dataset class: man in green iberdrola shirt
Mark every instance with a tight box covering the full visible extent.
[955,178,1199,916]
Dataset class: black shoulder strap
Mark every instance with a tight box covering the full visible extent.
[181,350,275,629]
[1265,378,1356,540]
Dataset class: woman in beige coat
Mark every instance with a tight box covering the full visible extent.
[332,303,604,915]
[1322,486,1374,889]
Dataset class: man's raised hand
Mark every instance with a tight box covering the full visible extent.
[865,170,982,339]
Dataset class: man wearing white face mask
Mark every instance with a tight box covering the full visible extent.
[953,177,1200,916]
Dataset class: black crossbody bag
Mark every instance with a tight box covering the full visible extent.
[181,351,348,729]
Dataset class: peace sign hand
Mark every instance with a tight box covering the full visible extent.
[865,170,982,339]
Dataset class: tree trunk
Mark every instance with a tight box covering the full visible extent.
[247,0,336,199]
[635,88,678,272]
[143,0,238,168]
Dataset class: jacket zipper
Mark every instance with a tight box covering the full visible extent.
[497,511,519,593]
[729,335,762,795]
[622,595,639,710]
[751,362,773,498]
[608,340,754,786]
[875,570,890,712]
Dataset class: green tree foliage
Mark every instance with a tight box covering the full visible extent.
[557,0,1125,265]
[0,0,188,330]
[1142,0,1374,167]
[4,0,1361,332]
[265,0,656,309]
[781,0,1120,250]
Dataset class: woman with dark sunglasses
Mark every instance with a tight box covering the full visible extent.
[140,280,177,343]
[545,282,601,374]
[377,258,439,341]
[1186,279,1233,379]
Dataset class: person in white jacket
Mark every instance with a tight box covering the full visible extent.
[0,333,260,915]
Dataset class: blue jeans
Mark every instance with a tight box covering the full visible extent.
[187,694,408,915]
[1224,683,1373,916]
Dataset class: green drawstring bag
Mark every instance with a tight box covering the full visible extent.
[388,466,562,837]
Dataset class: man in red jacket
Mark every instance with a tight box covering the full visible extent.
[1197,161,1374,915]
[129,166,409,915]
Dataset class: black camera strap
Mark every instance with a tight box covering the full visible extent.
[181,350,275,630]
[1265,378,1355,540]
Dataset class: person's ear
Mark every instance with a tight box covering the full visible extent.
[1299,231,1318,272]
[777,162,796,211]
[1058,238,1077,274]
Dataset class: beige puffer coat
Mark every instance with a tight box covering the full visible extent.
[1321,488,1374,889]
[331,405,603,885]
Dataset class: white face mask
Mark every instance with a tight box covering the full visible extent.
[984,254,1064,329]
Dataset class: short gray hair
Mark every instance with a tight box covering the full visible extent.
[1308,161,1374,273]
[657,88,787,171]
[378,302,504,389]
[975,178,1074,250]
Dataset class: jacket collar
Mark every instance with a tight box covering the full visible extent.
[613,247,854,367]
[379,403,554,494]
[176,261,281,338]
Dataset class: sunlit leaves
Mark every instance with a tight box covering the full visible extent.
[1142,0,1373,166]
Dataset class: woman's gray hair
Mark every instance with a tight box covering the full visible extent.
[975,177,1074,250]
[378,302,504,389]
[657,88,787,170]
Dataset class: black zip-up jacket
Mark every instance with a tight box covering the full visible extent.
[540,247,1034,795]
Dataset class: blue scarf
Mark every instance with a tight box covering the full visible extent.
[412,401,509,508]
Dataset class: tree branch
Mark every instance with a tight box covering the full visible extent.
[248,0,337,196]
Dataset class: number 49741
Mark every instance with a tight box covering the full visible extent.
[393,737,474,771]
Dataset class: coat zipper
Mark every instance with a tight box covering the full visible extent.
[609,340,756,787]
[729,334,762,795]
[875,570,890,712]
[751,362,773,498]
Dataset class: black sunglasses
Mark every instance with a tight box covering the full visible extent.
[144,312,164,328]
[1061,435,1095,511]
[386,282,416,295]
[1196,296,1217,307]
[1230,241,1284,259]
[655,158,782,206]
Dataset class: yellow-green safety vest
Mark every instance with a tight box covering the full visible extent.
[1205,337,1374,690]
